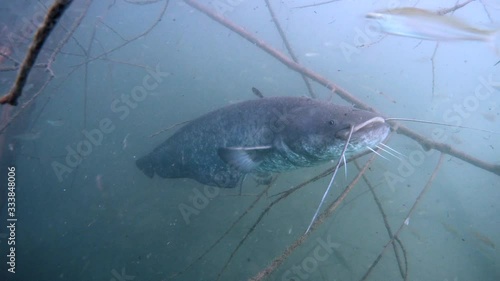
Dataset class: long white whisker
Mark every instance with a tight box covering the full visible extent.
[367,147,389,161]
[305,126,354,234]
[379,143,405,157]
[385,117,497,134]
[342,154,347,179]
[376,145,402,161]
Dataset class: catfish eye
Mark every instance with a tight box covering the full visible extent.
[328,120,336,126]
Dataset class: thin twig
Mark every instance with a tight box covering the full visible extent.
[184,0,500,177]
[0,1,89,133]
[0,63,47,72]
[99,57,155,72]
[0,51,20,65]
[478,0,494,22]
[354,159,408,280]
[359,153,445,281]
[37,0,88,59]
[264,0,317,98]
[437,0,475,15]
[172,180,274,280]
[0,0,73,105]
[210,150,372,280]
[71,0,170,68]
[292,0,341,9]
[98,18,127,41]
[0,76,53,134]
[46,0,91,74]
[83,20,98,129]
[249,153,378,281]
[431,43,438,98]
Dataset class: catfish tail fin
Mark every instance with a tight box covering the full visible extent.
[136,154,155,178]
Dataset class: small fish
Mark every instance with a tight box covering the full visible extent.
[47,119,65,127]
[251,87,264,99]
[366,8,499,50]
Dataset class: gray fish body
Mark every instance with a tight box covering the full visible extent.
[136,97,390,188]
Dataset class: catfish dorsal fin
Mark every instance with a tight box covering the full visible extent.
[217,146,273,172]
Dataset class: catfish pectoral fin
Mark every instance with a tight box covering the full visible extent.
[217,145,272,172]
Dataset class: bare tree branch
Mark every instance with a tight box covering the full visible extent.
[0,0,73,106]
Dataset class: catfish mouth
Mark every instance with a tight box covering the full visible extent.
[336,117,387,140]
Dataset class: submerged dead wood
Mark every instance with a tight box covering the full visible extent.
[355,159,408,281]
[183,0,500,177]
[4,1,497,280]
[249,153,378,281]
[0,0,73,105]
[0,0,91,135]
[359,153,445,281]
[263,0,317,98]
[181,1,499,280]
